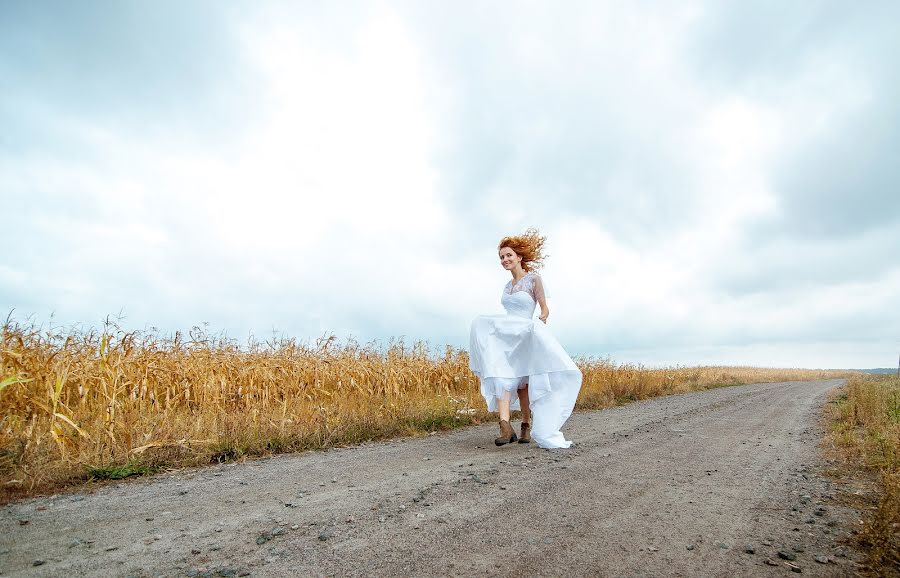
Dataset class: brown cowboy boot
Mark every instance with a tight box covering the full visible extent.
[518,422,531,443]
[495,419,517,446]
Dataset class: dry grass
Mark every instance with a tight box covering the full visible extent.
[828,373,900,572]
[1,316,850,502]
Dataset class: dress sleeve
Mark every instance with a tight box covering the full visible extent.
[531,273,547,302]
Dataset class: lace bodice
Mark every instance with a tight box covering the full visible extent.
[503,271,547,301]
[501,272,547,319]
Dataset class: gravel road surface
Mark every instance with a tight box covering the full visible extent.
[1,378,867,577]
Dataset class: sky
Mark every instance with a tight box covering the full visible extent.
[2,0,899,369]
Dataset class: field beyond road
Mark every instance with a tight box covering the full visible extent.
[0,378,870,577]
[0,319,850,500]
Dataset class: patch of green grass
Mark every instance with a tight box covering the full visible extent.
[265,439,285,453]
[209,445,243,463]
[407,411,476,432]
[614,393,638,405]
[86,461,155,481]
[704,382,734,390]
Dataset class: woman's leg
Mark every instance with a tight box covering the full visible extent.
[497,390,512,422]
[495,389,516,445]
[517,383,531,424]
[517,381,532,443]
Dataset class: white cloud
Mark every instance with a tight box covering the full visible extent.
[2,1,899,368]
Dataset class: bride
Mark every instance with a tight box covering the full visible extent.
[469,228,582,448]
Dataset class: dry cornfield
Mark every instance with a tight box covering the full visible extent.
[1,317,852,502]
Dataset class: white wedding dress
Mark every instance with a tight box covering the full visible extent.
[469,271,582,448]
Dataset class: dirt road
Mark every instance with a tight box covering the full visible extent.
[1,379,868,577]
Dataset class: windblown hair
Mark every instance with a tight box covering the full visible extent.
[498,227,548,272]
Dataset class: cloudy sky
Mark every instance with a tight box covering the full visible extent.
[2,1,898,368]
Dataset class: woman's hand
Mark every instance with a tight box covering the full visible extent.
[539,309,549,324]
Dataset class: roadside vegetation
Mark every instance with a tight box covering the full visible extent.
[1,316,850,502]
[828,373,900,573]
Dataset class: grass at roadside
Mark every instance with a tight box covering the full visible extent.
[1,317,850,502]
[827,373,900,573]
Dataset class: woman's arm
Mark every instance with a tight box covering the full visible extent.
[533,274,550,323]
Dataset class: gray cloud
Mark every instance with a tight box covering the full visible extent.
[688,1,900,238]
[682,2,900,315]
[773,95,900,238]
[0,0,257,153]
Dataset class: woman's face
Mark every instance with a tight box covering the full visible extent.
[499,247,521,270]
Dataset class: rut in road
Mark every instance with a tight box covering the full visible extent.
[1,378,867,577]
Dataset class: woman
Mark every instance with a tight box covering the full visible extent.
[469,228,582,448]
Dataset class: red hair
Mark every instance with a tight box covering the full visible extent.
[498,227,547,272]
